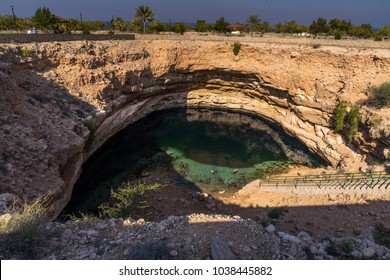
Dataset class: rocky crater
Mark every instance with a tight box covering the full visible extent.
[0,39,389,219]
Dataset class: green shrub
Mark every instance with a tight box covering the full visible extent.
[334,101,348,131]
[340,239,354,253]
[369,82,390,106]
[312,43,321,49]
[0,196,50,259]
[267,207,287,219]
[21,48,32,57]
[233,42,241,56]
[374,36,383,41]
[348,106,360,141]
[334,31,343,40]
[98,182,159,219]
[371,117,382,128]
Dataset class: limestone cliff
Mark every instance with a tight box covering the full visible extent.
[0,38,389,218]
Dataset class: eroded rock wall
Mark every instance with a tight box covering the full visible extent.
[0,39,389,218]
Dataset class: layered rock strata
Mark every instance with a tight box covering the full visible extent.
[0,39,389,218]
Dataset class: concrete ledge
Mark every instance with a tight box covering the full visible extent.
[0,33,135,43]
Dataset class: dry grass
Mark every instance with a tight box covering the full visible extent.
[0,196,50,259]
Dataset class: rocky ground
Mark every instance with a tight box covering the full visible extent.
[4,213,389,260]
[1,35,390,260]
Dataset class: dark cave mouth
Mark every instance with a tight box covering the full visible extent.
[64,108,324,216]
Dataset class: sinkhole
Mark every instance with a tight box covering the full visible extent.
[64,108,323,216]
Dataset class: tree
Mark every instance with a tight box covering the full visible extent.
[174,22,186,35]
[110,17,127,32]
[148,21,164,34]
[275,22,285,33]
[32,6,54,29]
[284,21,306,34]
[261,21,274,33]
[129,18,143,33]
[309,17,329,36]
[195,20,208,32]
[247,15,260,36]
[214,17,229,33]
[134,5,155,34]
[378,25,390,37]
[352,23,373,38]
[0,15,16,30]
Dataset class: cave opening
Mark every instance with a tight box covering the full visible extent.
[63,108,324,217]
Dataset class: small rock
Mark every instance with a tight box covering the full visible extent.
[353,228,362,236]
[170,250,178,257]
[242,245,251,253]
[210,237,237,260]
[86,230,98,236]
[95,222,107,230]
[309,245,318,255]
[297,231,311,241]
[61,228,73,239]
[362,248,376,258]
[265,224,276,234]
[283,234,300,244]
[375,245,386,257]
[363,239,374,248]
[351,250,362,259]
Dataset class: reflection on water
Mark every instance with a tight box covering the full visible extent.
[65,108,322,214]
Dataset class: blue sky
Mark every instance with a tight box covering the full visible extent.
[0,0,389,27]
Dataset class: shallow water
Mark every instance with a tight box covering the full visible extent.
[65,108,322,215]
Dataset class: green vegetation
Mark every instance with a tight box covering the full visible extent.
[247,15,260,36]
[369,82,390,106]
[134,5,155,34]
[334,101,348,131]
[340,239,354,253]
[98,182,159,219]
[67,212,97,221]
[312,43,321,49]
[371,117,382,128]
[32,6,54,29]
[334,31,343,40]
[348,106,360,142]
[83,121,96,153]
[309,17,329,36]
[214,17,230,33]
[174,22,186,35]
[110,17,127,32]
[0,6,388,39]
[276,20,307,34]
[233,42,241,56]
[195,20,208,32]
[20,48,32,57]
[0,196,50,259]
[267,207,288,219]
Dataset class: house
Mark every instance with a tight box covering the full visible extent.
[52,15,69,33]
[228,23,245,35]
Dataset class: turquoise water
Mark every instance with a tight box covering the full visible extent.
[65,108,322,214]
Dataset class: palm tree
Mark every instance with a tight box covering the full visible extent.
[135,5,155,34]
[247,15,260,36]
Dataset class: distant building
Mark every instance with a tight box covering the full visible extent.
[228,23,245,35]
[52,15,69,33]
[52,15,69,24]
